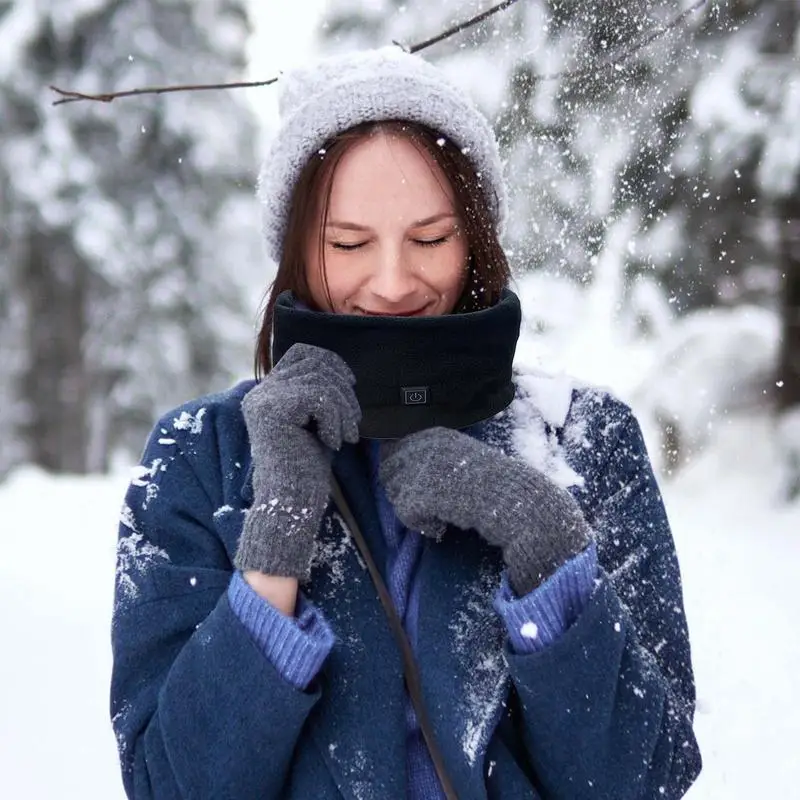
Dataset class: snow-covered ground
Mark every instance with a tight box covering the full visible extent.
[0,468,127,798]
[667,413,800,799]
[1,388,798,798]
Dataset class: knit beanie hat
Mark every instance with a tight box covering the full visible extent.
[257,46,507,264]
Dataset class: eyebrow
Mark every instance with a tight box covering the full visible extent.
[326,212,459,231]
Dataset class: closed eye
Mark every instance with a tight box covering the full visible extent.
[330,235,452,251]
[330,241,367,251]
[414,235,450,248]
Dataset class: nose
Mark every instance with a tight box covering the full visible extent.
[369,245,418,304]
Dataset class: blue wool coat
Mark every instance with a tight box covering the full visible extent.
[111,372,701,799]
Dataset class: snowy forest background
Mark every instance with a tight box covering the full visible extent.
[1,1,799,798]
[2,0,800,487]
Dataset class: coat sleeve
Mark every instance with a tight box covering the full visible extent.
[110,416,323,799]
[505,396,702,800]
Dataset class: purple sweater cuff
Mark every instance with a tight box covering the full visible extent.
[228,571,335,689]
[493,541,599,653]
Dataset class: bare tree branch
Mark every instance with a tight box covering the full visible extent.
[50,1,522,107]
[50,0,708,107]
[51,78,279,107]
[401,0,521,54]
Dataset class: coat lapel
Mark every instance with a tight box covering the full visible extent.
[415,526,511,800]
[305,443,407,800]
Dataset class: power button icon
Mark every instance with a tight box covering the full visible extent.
[402,387,429,406]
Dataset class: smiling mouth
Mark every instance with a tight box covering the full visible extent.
[355,304,432,317]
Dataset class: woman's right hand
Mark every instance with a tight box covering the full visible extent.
[234,343,361,588]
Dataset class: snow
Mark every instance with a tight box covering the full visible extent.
[634,303,780,465]
[0,467,127,799]
[510,377,586,490]
[2,2,798,796]
[667,414,800,799]
[448,565,508,768]
[311,513,366,590]
[172,408,207,434]
[2,401,798,797]
[520,621,540,639]
[1,252,798,796]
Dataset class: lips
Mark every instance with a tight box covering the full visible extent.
[354,303,433,317]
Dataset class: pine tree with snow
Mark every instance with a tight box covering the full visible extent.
[0,0,262,477]
[315,0,715,283]
[316,1,800,489]
[669,1,800,491]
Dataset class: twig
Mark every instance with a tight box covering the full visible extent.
[51,1,521,106]
[403,0,521,54]
[51,77,278,107]
[50,0,708,106]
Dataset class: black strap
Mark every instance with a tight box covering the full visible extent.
[329,476,460,800]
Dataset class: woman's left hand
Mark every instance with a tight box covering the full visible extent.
[379,427,591,595]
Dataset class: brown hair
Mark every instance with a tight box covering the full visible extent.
[254,120,510,376]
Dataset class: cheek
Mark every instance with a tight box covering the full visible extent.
[313,252,364,309]
[423,245,469,294]
[304,244,354,311]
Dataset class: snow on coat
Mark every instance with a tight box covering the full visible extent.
[110,367,701,800]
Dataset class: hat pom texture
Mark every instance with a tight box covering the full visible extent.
[257,47,507,264]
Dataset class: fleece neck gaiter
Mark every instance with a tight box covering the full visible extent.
[271,289,521,439]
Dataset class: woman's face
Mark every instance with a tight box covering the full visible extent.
[304,131,469,317]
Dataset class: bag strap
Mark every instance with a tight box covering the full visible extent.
[329,475,460,800]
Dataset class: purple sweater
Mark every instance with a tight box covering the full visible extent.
[228,440,598,797]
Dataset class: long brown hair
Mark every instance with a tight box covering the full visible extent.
[254,120,510,376]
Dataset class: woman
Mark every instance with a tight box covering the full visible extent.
[111,47,701,799]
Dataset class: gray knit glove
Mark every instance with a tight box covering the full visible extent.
[234,343,361,580]
[379,427,591,595]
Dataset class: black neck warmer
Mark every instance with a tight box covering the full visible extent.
[271,289,521,439]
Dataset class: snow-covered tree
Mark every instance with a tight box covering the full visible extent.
[315,1,800,489]
[676,0,800,491]
[0,0,263,477]
[316,0,717,282]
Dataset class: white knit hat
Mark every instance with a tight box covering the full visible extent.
[257,46,507,264]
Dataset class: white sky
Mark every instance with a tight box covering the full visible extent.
[244,1,328,127]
